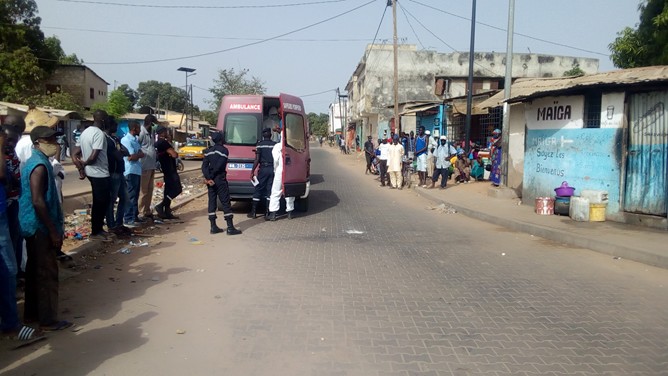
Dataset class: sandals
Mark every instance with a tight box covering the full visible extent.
[4,325,47,349]
[40,320,74,332]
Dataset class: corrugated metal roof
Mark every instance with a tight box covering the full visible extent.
[0,101,79,118]
[400,103,440,115]
[478,65,668,108]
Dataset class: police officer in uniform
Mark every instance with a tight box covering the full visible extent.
[248,128,276,218]
[202,132,242,235]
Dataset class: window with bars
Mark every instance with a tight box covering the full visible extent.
[584,91,602,128]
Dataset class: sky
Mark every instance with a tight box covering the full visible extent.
[34,0,641,114]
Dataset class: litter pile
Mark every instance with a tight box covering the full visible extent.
[426,203,458,214]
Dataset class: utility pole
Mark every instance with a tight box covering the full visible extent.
[464,0,477,155]
[501,0,515,186]
[391,0,400,135]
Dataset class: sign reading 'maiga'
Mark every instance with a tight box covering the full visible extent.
[525,96,584,130]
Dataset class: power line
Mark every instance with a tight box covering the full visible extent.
[56,0,352,9]
[42,26,371,42]
[409,0,609,57]
[76,0,376,65]
[299,88,337,97]
[398,1,424,50]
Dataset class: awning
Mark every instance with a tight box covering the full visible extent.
[400,103,440,115]
[449,98,489,116]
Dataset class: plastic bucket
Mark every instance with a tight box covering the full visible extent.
[589,203,607,222]
[535,197,554,215]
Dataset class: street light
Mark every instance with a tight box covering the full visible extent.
[177,67,196,134]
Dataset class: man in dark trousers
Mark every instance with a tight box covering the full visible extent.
[154,126,181,220]
[202,132,241,235]
[363,135,374,175]
[248,128,275,218]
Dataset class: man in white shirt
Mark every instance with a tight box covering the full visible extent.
[426,130,437,180]
[377,138,390,187]
[76,110,111,242]
[430,135,457,189]
[387,135,405,189]
[138,114,158,220]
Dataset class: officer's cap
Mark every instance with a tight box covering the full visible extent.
[262,128,272,136]
[211,131,224,144]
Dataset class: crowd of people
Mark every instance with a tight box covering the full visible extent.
[360,125,494,190]
[0,109,211,347]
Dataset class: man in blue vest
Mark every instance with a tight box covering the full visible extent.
[414,126,429,187]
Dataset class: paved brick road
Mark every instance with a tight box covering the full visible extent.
[220,146,668,375]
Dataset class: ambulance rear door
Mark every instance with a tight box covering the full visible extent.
[279,93,309,198]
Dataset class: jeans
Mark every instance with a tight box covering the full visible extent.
[378,159,388,186]
[0,210,19,332]
[106,172,128,229]
[432,167,450,188]
[124,174,141,224]
[88,176,111,234]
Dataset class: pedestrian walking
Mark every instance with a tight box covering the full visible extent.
[76,110,112,242]
[248,128,275,219]
[387,135,405,189]
[377,138,389,187]
[202,132,242,235]
[154,126,181,220]
[121,121,144,228]
[364,136,374,175]
[19,126,73,332]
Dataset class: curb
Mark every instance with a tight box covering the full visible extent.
[417,188,668,269]
[66,188,209,259]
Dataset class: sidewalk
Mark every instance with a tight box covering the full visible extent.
[331,146,668,269]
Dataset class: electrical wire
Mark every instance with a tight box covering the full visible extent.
[299,88,337,97]
[398,1,424,50]
[73,0,376,65]
[56,0,352,9]
[409,0,609,57]
[42,26,371,42]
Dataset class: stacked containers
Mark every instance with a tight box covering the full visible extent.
[581,190,609,222]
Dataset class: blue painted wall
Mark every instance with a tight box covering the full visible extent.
[523,128,624,215]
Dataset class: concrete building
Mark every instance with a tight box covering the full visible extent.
[345,44,599,141]
[328,100,347,134]
[479,65,668,229]
[43,65,109,110]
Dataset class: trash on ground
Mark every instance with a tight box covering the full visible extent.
[117,248,131,254]
[189,237,203,245]
[176,329,186,334]
[426,203,457,214]
[129,240,149,247]
[345,230,364,234]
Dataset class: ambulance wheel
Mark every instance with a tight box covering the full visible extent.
[295,197,309,212]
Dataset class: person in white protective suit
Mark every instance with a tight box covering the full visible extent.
[266,141,295,221]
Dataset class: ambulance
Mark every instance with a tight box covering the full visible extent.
[216,94,311,211]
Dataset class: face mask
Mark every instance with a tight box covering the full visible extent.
[38,142,59,157]
[440,141,446,146]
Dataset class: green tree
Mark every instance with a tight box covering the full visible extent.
[117,83,138,108]
[106,89,133,118]
[307,112,329,137]
[205,68,266,123]
[24,91,82,113]
[199,110,218,126]
[0,0,60,101]
[563,64,585,77]
[44,36,83,65]
[609,0,668,68]
[136,80,187,112]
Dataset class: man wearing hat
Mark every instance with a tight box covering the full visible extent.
[202,131,241,234]
[154,126,182,220]
[248,128,276,219]
[426,130,437,179]
[387,134,405,189]
[430,135,457,189]
[19,126,73,331]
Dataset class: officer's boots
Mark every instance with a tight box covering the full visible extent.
[209,217,224,234]
[225,216,242,235]
[265,211,277,221]
[247,202,257,218]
